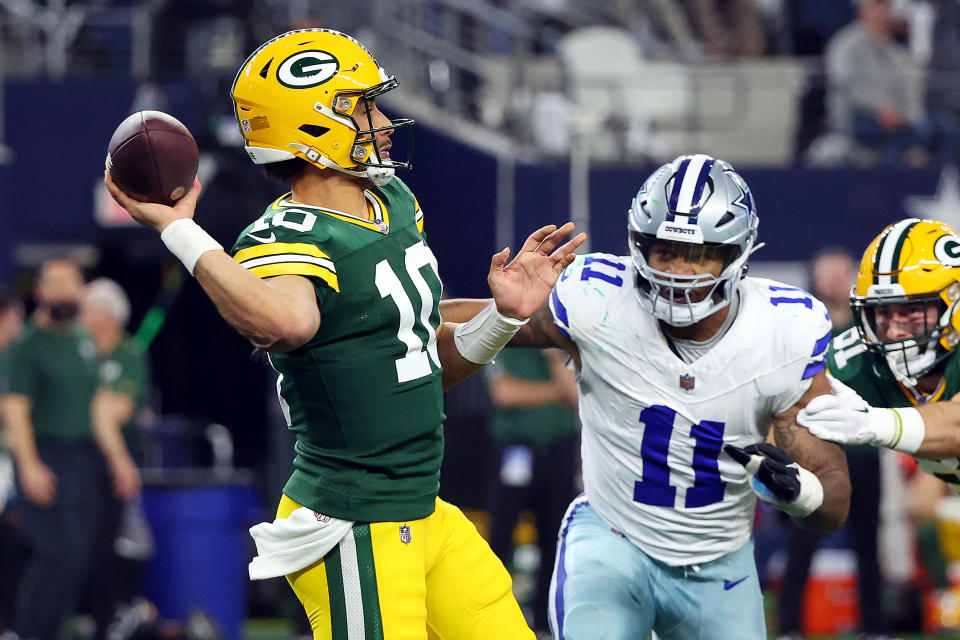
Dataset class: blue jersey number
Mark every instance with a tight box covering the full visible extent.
[633,405,726,509]
[579,257,626,287]
[768,285,813,309]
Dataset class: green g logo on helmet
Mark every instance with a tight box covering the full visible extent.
[934,234,960,267]
[277,50,340,88]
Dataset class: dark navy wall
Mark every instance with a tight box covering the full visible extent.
[515,164,944,263]
[2,78,950,292]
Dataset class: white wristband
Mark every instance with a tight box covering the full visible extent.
[160,218,223,276]
[781,466,824,518]
[878,407,926,454]
[453,302,529,364]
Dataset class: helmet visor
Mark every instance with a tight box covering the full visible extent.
[631,233,743,273]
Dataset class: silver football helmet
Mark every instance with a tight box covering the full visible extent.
[628,154,759,326]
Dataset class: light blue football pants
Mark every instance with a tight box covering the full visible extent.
[549,496,765,640]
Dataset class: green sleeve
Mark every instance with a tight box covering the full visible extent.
[231,209,337,310]
[6,338,36,397]
[113,344,150,406]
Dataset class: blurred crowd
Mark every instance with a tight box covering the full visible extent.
[5,0,960,167]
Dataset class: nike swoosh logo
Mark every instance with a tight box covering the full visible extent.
[856,407,869,413]
[724,576,749,590]
[247,232,276,244]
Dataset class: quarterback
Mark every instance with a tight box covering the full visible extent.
[447,154,852,639]
[105,29,585,640]
[799,218,960,482]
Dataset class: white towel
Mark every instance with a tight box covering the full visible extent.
[248,507,354,580]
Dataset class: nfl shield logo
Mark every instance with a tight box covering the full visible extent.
[679,374,695,391]
[315,512,330,523]
[399,524,412,545]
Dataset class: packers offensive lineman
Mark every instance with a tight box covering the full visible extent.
[445,154,852,639]
[104,29,585,639]
[799,218,960,483]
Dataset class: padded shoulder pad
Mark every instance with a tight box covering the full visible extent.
[550,253,631,341]
[747,278,833,411]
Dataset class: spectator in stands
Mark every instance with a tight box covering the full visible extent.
[825,0,929,167]
[685,0,769,58]
[484,348,579,637]
[777,248,892,640]
[0,288,24,633]
[920,0,960,166]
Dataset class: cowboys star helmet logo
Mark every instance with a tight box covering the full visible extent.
[277,50,340,88]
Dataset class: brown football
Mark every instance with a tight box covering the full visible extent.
[106,111,199,206]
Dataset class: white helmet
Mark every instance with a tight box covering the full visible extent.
[627,154,759,326]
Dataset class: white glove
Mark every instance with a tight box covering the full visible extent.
[798,374,925,454]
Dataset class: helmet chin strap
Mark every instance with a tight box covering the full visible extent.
[301,148,396,186]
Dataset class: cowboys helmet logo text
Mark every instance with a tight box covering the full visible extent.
[277,50,339,88]
[934,234,960,267]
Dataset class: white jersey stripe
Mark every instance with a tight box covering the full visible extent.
[338,531,366,640]
[240,254,337,272]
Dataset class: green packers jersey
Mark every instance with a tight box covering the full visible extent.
[231,178,445,522]
[828,326,960,487]
[98,335,150,432]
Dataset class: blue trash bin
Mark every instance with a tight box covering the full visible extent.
[141,469,259,640]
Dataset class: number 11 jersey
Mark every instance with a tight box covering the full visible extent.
[550,254,832,565]
[231,177,445,523]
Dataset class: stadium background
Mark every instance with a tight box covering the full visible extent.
[2,0,960,638]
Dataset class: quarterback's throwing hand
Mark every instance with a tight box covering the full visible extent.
[104,170,202,234]
[488,222,587,320]
[725,443,824,518]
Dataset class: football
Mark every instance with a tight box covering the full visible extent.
[106,110,199,206]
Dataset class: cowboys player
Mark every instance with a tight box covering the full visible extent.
[105,29,585,640]
[799,218,960,482]
[444,154,852,639]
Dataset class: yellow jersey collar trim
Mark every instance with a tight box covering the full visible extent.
[272,191,390,234]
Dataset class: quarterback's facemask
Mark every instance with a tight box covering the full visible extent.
[627,154,759,326]
[231,28,414,186]
[852,218,960,386]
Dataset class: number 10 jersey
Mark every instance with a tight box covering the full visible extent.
[550,254,832,566]
[231,178,445,523]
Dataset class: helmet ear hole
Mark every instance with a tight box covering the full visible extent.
[259,58,273,78]
[716,211,735,228]
[298,124,330,137]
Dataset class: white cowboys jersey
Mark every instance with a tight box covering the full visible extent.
[550,254,832,566]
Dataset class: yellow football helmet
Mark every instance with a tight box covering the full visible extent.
[852,218,960,385]
[231,29,413,186]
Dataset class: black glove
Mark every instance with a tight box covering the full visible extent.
[724,443,802,505]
